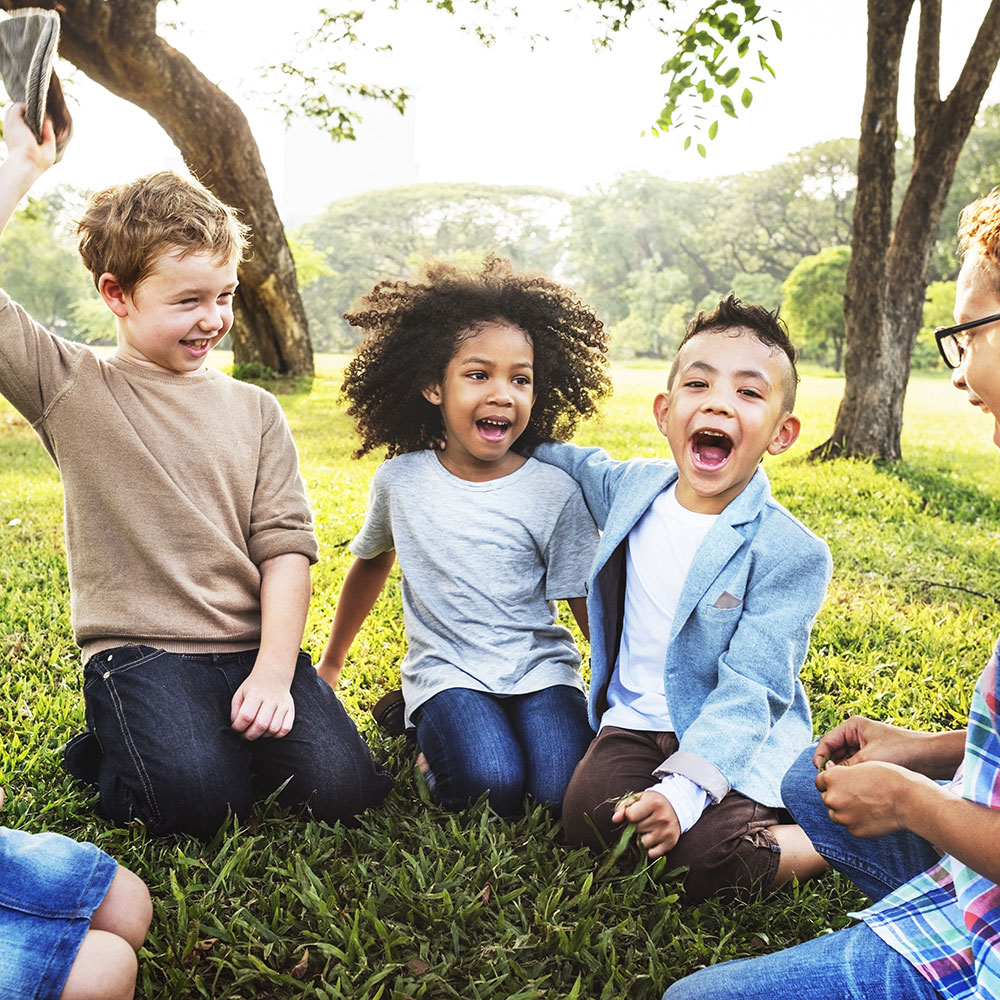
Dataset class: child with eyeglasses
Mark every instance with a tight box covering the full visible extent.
[663,185,1000,1000]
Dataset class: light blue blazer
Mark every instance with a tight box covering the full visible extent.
[533,442,832,808]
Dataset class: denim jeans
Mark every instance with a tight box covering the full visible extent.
[781,744,940,900]
[662,921,941,1000]
[74,645,394,839]
[413,685,593,816]
[661,745,944,1000]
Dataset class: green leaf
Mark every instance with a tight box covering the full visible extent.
[683,135,692,150]
[741,88,753,108]
[708,120,719,139]
[737,35,750,57]
[720,94,737,117]
[771,18,783,40]
[697,143,707,157]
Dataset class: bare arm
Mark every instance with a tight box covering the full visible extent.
[566,596,589,642]
[317,550,396,687]
[814,715,965,779]
[817,760,1000,883]
[0,105,55,235]
[230,552,311,740]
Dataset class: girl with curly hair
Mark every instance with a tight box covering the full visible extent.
[318,255,611,816]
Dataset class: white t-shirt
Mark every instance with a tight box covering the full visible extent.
[601,483,718,832]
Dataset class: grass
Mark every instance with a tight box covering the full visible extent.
[2,359,999,998]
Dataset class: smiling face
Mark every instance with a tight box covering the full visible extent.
[951,251,1000,447]
[422,320,536,481]
[655,327,801,513]
[101,247,238,376]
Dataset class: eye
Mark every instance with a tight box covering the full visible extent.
[739,388,763,399]
[513,375,532,386]
[683,378,708,389]
[466,371,487,380]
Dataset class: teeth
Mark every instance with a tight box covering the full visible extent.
[480,418,510,427]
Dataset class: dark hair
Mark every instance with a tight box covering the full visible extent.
[342,255,611,458]
[668,293,799,411]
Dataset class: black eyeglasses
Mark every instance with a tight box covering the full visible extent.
[935,313,1000,368]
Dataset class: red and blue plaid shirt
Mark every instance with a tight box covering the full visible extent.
[858,647,1000,1000]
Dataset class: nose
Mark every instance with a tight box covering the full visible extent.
[700,388,733,416]
[951,359,967,392]
[486,379,513,405]
[199,304,225,333]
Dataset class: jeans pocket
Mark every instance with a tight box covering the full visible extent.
[82,644,163,692]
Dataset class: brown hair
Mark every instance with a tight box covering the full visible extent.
[668,293,799,412]
[342,255,611,458]
[76,170,250,293]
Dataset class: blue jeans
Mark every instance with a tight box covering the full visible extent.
[661,746,943,1000]
[781,745,940,901]
[413,685,593,816]
[75,645,394,839]
[662,921,940,1000]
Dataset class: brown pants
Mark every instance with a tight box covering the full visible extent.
[562,726,784,902]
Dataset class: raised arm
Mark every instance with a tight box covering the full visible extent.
[0,104,55,236]
[317,550,396,688]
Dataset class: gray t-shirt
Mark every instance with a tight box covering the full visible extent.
[351,450,599,724]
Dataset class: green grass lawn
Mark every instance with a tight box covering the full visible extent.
[2,358,997,999]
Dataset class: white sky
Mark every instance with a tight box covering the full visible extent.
[27,0,1000,222]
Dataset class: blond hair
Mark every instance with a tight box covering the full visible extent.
[76,171,250,293]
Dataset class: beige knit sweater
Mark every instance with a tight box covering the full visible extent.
[0,291,318,660]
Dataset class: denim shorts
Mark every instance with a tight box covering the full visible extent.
[0,827,117,1000]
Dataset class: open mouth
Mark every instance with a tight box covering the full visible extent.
[182,339,210,353]
[477,417,511,442]
[690,429,734,469]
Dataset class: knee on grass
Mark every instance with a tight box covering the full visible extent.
[61,930,138,1000]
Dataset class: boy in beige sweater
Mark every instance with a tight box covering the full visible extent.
[0,104,392,839]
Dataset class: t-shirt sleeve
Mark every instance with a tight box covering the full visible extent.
[543,483,599,601]
[349,464,395,559]
[247,399,319,565]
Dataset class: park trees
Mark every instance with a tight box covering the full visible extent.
[814,0,1000,459]
[296,183,571,351]
[781,246,850,371]
[0,0,320,373]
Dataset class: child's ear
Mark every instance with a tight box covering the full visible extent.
[421,382,442,406]
[652,391,671,437]
[767,413,801,455]
[98,273,130,318]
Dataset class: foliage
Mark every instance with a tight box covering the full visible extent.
[781,246,850,371]
[2,358,999,997]
[295,183,571,351]
[585,0,782,152]
[609,257,692,359]
[0,194,97,340]
[915,281,957,371]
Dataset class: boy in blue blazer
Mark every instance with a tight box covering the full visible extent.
[533,294,832,901]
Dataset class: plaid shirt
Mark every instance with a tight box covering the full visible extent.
[858,645,1000,1000]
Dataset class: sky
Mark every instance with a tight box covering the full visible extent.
[23,0,1000,225]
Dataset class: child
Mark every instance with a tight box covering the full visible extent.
[317,256,610,816]
[530,294,832,901]
[663,189,1000,999]
[0,104,392,839]
[0,787,152,1000]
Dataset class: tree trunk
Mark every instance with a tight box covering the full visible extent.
[1,0,314,375]
[813,0,1000,460]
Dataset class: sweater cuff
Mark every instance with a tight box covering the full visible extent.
[646,774,710,834]
[653,750,729,804]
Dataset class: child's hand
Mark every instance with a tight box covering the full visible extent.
[3,103,56,174]
[816,759,935,838]
[231,669,295,740]
[612,789,681,858]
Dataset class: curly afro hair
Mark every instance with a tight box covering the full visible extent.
[342,255,611,458]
